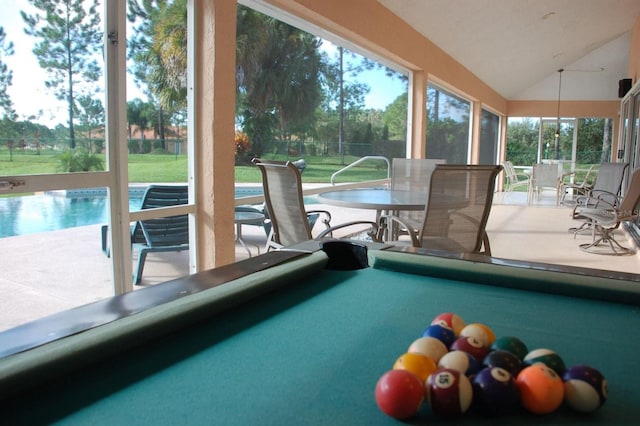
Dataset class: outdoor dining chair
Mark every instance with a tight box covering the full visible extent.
[528,162,563,205]
[380,164,502,255]
[391,158,446,238]
[253,158,380,250]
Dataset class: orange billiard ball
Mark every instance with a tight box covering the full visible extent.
[516,363,564,414]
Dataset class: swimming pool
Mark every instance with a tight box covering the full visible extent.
[0,187,268,238]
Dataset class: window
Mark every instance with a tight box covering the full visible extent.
[426,84,471,163]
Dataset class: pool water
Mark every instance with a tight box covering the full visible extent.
[0,187,269,239]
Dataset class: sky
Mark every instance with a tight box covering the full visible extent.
[0,1,405,127]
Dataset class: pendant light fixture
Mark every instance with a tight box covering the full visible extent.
[554,68,563,159]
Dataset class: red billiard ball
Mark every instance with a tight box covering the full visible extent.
[491,336,528,360]
[562,365,608,413]
[516,363,564,414]
[421,324,456,347]
[375,369,425,419]
[450,335,489,362]
[426,368,473,417]
[431,312,465,335]
[523,348,566,375]
[472,367,520,415]
[438,350,481,377]
[482,350,522,378]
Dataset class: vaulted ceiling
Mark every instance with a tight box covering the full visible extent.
[378,0,640,101]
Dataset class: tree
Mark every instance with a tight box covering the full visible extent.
[382,93,408,140]
[0,27,16,120]
[75,95,104,152]
[128,0,187,152]
[236,6,323,156]
[320,46,370,160]
[21,0,102,149]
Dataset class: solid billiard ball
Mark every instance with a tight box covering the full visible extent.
[450,335,489,361]
[408,336,448,363]
[562,365,608,413]
[426,368,473,417]
[491,336,528,360]
[393,352,438,383]
[523,348,566,375]
[421,324,456,347]
[516,363,564,414]
[375,369,425,419]
[460,323,495,347]
[472,367,520,415]
[431,312,465,335]
[438,350,480,377]
[482,350,522,377]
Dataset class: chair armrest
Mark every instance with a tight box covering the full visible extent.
[576,190,621,209]
[306,209,332,230]
[316,220,380,242]
[380,215,421,246]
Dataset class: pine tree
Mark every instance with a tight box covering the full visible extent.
[21,0,102,149]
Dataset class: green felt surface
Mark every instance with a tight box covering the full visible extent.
[2,251,639,424]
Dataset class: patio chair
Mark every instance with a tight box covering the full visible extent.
[528,162,563,204]
[101,185,189,284]
[559,164,596,205]
[380,164,502,255]
[391,158,446,237]
[252,159,380,250]
[570,162,629,218]
[568,162,629,235]
[501,161,530,192]
[576,167,640,255]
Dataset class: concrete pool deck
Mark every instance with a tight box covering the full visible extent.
[1,189,639,333]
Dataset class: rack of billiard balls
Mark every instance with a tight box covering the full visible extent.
[374,312,607,420]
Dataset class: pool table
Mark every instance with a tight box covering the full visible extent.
[1,243,639,424]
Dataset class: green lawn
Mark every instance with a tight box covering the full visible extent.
[0,151,390,184]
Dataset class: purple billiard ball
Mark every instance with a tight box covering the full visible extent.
[562,365,608,413]
[421,324,456,348]
[472,367,520,415]
[483,350,522,378]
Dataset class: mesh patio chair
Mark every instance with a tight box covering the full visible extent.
[570,162,629,218]
[380,164,502,255]
[253,159,380,250]
[390,158,446,237]
[576,167,640,255]
[569,162,629,234]
[528,162,563,204]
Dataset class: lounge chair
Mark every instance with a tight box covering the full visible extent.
[576,167,640,255]
[380,164,502,255]
[252,158,380,250]
[101,185,189,284]
[559,164,596,205]
[501,161,530,192]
